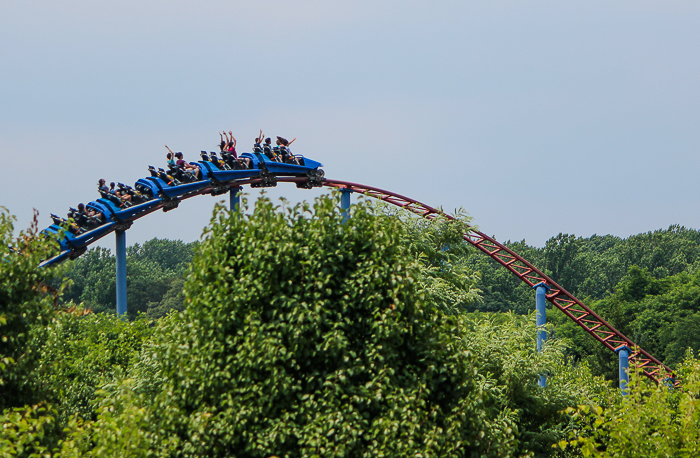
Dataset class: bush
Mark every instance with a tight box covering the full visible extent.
[562,351,700,457]
[0,209,63,411]
[136,194,518,457]
[37,310,152,423]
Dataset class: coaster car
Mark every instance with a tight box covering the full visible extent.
[200,151,324,188]
[42,216,114,253]
[39,146,325,266]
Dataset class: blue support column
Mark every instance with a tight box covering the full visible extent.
[115,229,127,317]
[664,377,677,390]
[340,188,352,223]
[616,345,631,395]
[230,186,242,212]
[533,281,551,387]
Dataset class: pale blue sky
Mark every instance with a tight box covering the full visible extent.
[2,1,699,249]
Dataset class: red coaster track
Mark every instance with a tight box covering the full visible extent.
[319,178,676,386]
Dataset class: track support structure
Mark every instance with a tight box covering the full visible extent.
[340,188,352,223]
[534,281,550,387]
[115,229,127,317]
[616,345,631,395]
[42,175,677,388]
[230,186,242,212]
[321,178,677,387]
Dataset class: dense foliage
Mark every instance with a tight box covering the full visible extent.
[58,238,197,319]
[553,265,700,379]
[38,311,152,423]
[4,194,700,456]
[383,205,482,314]
[132,195,546,457]
[559,353,700,457]
[469,225,700,314]
[0,209,62,411]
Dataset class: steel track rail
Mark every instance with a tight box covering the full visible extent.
[320,178,677,386]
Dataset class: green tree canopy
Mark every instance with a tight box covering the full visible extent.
[0,209,62,411]
[468,225,700,315]
[136,194,515,457]
[387,206,483,314]
[58,238,197,319]
[562,352,700,458]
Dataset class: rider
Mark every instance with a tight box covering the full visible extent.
[73,203,89,227]
[78,203,104,228]
[174,152,201,180]
[276,136,297,163]
[253,130,264,153]
[264,137,278,161]
[164,145,180,166]
[111,182,132,205]
[225,131,237,159]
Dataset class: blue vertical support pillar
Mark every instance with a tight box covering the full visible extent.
[616,345,631,395]
[115,229,127,317]
[533,281,551,387]
[230,186,242,212]
[340,188,352,223]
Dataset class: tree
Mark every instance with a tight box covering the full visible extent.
[381,204,482,314]
[467,225,700,316]
[58,247,116,312]
[58,238,197,318]
[131,194,522,457]
[561,352,700,457]
[1,197,615,456]
[460,312,614,457]
[466,238,542,314]
[0,209,63,411]
[36,310,152,423]
[542,234,588,297]
[552,265,700,381]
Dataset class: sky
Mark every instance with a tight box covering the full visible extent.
[2,1,699,251]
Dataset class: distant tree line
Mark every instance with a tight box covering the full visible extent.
[55,238,198,320]
[468,225,700,313]
[467,225,700,378]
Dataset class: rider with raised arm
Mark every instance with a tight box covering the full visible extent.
[221,131,250,167]
[253,130,264,153]
[225,131,237,159]
[276,136,298,163]
[165,145,178,166]
[166,150,176,167]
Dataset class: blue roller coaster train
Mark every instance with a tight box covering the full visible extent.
[41,147,324,267]
[35,139,675,391]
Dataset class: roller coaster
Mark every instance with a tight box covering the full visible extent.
[38,144,676,387]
